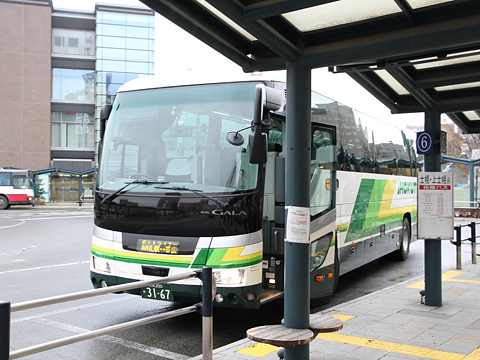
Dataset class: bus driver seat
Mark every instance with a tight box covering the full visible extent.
[165,158,192,183]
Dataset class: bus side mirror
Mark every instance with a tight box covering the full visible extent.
[100,104,112,140]
[248,85,284,165]
[249,85,267,164]
[249,129,268,164]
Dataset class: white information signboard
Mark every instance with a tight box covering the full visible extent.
[417,172,454,240]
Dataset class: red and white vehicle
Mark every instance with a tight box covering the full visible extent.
[0,168,34,210]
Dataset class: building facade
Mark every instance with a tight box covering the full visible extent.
[0,0,155,202]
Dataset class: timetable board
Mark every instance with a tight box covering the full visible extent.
[417,172,454,240]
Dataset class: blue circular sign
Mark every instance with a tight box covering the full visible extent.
[417,131,433,154]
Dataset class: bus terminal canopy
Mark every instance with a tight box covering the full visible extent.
[140,0,480,133]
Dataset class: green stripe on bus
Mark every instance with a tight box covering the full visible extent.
[92,245,262,270]
[345,179,415,243]
[191,248,209,267]
[91,247,192,268]
[205,248,263,269]
[114,256,192,268]
[345,179,377,243]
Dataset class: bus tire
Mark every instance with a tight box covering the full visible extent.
[0,195,9,210]
[396,217,411,261]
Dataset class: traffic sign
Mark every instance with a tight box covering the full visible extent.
[416,131,433,154]
[440,131,447,154]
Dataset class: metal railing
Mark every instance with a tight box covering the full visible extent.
[0,266,213,360]
[453,222,479,269]
[454,200,480,208]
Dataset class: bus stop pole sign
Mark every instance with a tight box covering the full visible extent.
[416,131,433,154]
[417,172,454,240]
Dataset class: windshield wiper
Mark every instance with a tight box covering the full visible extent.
[101,180,169,205]
[155,185,228,209]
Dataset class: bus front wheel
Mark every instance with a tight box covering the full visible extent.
[396,217,411,261]
[0,195,9,210]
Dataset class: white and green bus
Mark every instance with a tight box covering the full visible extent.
[90,75,419,309]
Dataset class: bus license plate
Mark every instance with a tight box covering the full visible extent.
[141,284,173,301]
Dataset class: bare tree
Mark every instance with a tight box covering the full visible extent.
[442,122,480,199]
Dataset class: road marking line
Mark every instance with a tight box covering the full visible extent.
[0,220,25,230]
[31,317,190,360]
[11,297,131,323]
[19,215,92,221]
[0,215,91,230]
[0,261,90,275]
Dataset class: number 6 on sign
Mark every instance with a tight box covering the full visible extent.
[416,131,433,154]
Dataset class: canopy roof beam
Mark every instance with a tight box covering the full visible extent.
[205,0,301,62]
[394,0,416,25]
[412,62,480,90]
[243,0,339,22]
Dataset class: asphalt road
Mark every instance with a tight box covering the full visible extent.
[0,207,474,359]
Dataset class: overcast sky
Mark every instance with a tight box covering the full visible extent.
[52,0,428,129]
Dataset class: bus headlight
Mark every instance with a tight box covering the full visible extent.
[213,269,245,285]
[93,256,111,273]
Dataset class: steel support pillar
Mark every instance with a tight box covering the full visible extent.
[79,175,83,207]
[469,162,475,207]
[424,108,442,306]
[284,62,311,360]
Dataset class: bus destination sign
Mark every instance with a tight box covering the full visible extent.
[137,240,180,254]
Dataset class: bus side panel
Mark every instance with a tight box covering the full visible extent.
[336,172,417,274]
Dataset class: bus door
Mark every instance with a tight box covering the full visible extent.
[309,124,337,302]
[261,123,337,304]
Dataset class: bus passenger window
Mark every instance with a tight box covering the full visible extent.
[310,129,335,217]
[268,125,283,152]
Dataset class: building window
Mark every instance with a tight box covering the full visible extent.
[95,10,154,161]
[52,112,94,148]
[52,28,95,56]
[52,68,95,101]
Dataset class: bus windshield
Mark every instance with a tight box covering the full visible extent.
[97,82,260,195]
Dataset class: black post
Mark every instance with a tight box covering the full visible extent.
[79,175,83,207]
[284,61,311,360]
[469,222,477,264]
[424,108,443,306]
[199,267,213,360]
[0,302,10,360]
[454,226,462,270]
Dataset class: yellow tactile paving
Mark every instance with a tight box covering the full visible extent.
[406,279,425,289]
[237,312,479,359]
[364,339,399,352]
[464,349,480,360]
[236,342,280,357]
[396,344,433,357]
[426,350,466,360]
[442,271,465,281]
[316,333,470,359]
[316,332,346,341]
[330,313,356,322]
[407,270,480,289]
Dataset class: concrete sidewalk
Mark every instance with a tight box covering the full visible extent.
[194,261,480,360]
